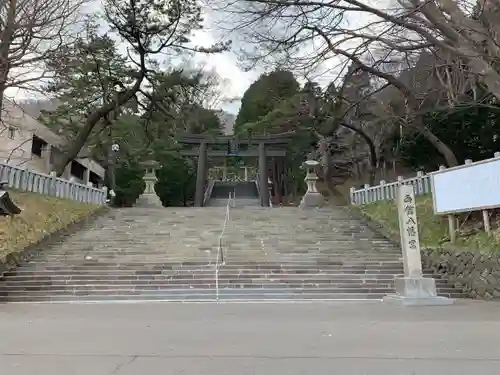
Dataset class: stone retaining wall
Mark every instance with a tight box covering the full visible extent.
[345,205,500,300]
[421,249,500,300]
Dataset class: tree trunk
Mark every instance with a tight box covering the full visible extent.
[339,122,377,184]
[55,77,144,176]
[0,0,17,117]
[316,136,336,195]
[412,115,459,167]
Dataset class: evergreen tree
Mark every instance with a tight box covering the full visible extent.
[234,70,299,133]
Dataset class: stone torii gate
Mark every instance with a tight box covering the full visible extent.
[178,133,292,207]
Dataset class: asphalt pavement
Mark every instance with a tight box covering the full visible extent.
[1,300,500,374]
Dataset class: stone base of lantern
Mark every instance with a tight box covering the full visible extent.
[135,176,163,208]
[299,191,324,208]
[383,277,454,306]
[135,193,163,208]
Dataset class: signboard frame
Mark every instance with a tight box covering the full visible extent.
[430,155,500,215]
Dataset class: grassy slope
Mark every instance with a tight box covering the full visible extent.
[0,191,101,260]
[360,194,500,252]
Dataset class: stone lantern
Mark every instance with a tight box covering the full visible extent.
[299,159,324,208]
[136,160,163,208]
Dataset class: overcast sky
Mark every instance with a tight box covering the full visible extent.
[6,0,390,115]
[190,21,259,114]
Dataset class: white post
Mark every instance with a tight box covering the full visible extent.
[102,186,108,204]
[349,186,356,204]
[416,171,424,195]
[384,184,453,306]
[49,171,57,197]
[380,180,386,200]
[363,183,370,204]
[483,210,491,235]
[448,215,457,243]
[244,167,248,182]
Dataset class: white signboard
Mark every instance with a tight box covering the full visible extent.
[431,157,500,214]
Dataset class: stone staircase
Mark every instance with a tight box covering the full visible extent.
[206,181,260,207]
[0,206,465,302]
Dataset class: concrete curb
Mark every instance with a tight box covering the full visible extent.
[0,206,111,277]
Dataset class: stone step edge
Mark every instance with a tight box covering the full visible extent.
[0,288,460,296]
[0,277,450,286]
[0,286,461,294]
[3,271,439,278]
[22,258,403,263]
[0,285,463,296]
[5,273,438,281]
[0,293,463,302]
[12,263,411,268]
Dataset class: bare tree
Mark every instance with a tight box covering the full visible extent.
[0,0,86,118]
[215,0,500,166]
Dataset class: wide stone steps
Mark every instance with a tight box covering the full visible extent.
[0,281,464,301]
[0,206,467,302]
[0,260,466,302]
[9,262,415,274]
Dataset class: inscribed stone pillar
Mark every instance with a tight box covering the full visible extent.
[383,185,453,306]
[258,142,269,207]
[194,141,207,207]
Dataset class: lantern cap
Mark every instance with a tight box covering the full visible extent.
[303,159,320,167]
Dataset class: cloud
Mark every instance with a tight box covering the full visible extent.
[190,20,258,114]
[4,3,261,115]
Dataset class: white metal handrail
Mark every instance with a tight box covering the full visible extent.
[215,191,233,301]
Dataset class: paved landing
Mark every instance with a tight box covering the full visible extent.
[1,301,500,374]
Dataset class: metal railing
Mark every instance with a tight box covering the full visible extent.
[215,191,234,301]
